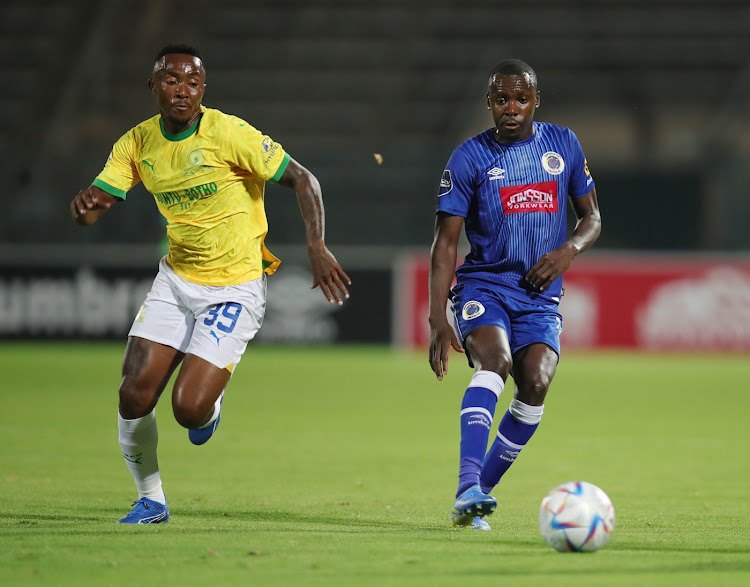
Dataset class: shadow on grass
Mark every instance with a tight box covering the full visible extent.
[0,506,450,537]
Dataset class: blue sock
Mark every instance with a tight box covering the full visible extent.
[479,399,543,493]
[456,371,504,497]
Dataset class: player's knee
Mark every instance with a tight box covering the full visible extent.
[478,349,512,379]
[172,393,211,429]
[518,378,551,405]
[118,377,159,418]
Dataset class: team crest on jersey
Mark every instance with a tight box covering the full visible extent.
[189,150,205,166]
[541,151,565,175]
[462,301,485,320]
[500,181,558,214]
[487,167,505,180]
[184,149,209,177]
[438,169,453,196]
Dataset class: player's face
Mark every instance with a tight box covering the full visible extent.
[487,74,540,143]
[149,53,206,132]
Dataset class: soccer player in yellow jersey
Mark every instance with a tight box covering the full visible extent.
[70,44,351,524]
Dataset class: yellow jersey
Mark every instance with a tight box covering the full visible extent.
[93,106,290,286]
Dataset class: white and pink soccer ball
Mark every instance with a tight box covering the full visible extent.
[539,481,615,552]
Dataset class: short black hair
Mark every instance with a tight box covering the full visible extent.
[155,43,202,62]
[488,59,537,89]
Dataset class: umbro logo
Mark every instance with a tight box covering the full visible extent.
[487,167,505,180]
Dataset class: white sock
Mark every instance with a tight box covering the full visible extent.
[197,389,224,429]
[509,397,544,425]
[118,410,166,504]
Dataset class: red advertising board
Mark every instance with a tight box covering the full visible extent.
[393,253,750,352]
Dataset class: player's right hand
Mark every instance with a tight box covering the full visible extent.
[70,186,117,225]
[429,320,464,381]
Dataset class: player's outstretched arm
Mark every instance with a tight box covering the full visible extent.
[70,185,119,226]
[276,157,351,305]
[428,212,465,381]
[523,187,601,292]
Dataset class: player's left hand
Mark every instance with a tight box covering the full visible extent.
[307,244,351,305]
[523,242,578,292]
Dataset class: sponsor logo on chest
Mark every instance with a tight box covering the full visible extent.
[499,181,558,214]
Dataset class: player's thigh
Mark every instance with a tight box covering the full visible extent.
[172,353,231,426]
[507,302,562,404]
[508,301,563,357]
[464,326,513,377]
[452,283,513,375]
[170,277,265,427]
[187,276,266,371]
[120,336,185,418]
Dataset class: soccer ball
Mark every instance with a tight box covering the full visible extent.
[538,481,615,552]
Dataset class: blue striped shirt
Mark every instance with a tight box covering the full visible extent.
[436,121,594,304]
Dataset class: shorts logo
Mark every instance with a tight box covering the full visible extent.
[500,181,558,214]
[487,167,505,180]
[210,330,227,346]
[438,169,453,196]
[462,301,485,320]
[542,151,565,175]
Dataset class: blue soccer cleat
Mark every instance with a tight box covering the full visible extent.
[470,516,492,531]
[117,497,169,524]
[451,485,497,527]
[188,392,223,446]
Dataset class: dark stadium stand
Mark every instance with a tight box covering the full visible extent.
[1,0,749,249]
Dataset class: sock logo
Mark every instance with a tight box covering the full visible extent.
[123,452,143,464]
[499,450,520,462]
[468,414,491,430]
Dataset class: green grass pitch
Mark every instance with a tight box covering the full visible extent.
[1,343,749,586]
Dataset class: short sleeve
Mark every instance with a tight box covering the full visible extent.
[92,129,141,200]
[435,147,476,217]
[567,130,595,198]
[224,117,289,183]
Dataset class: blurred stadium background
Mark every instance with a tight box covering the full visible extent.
[1,0,749,351]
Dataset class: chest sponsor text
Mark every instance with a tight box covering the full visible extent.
[500,181,558,214]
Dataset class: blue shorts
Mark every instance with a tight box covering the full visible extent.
[450,282,563,360]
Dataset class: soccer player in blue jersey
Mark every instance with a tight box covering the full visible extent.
[428,59,601,530]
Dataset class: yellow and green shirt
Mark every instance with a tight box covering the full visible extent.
[94,106,290,286]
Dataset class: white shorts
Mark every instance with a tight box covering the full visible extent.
[128,257,266,370]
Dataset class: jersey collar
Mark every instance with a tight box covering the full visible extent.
[159,110,203,141]
[491,122,538,148]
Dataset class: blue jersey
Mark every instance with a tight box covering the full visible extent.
[436,121,594,304]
